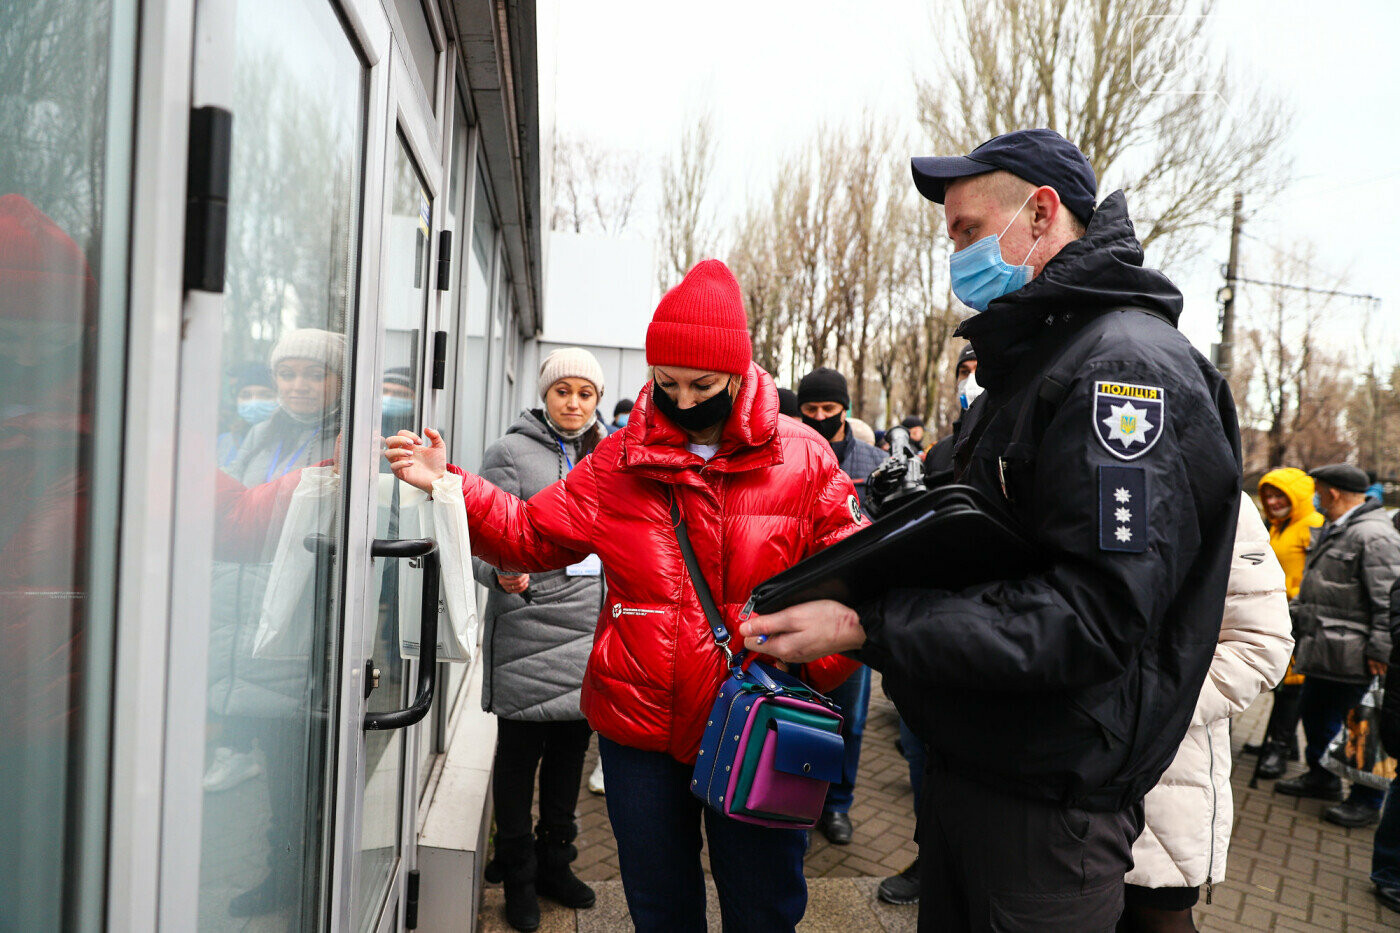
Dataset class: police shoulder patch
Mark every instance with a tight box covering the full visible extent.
[1099,465,1147,553]
[1093,381,1165,461]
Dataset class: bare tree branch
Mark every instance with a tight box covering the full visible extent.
[914,0,1291,268]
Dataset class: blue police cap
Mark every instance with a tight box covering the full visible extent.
[911,128,1098,226]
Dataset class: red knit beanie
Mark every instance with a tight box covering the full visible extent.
[645,259,752,374]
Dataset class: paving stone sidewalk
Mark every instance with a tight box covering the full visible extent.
[479,675,1399,931]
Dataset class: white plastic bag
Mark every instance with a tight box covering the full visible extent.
[254,466,340,659]
[395,473,478,663]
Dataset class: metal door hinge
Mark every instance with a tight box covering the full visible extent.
[431,330,448,390]
[184,106,233,292]
[405,869,421,928]
[435,230,452,291]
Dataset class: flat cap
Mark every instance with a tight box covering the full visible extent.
[1309,464,1370,494]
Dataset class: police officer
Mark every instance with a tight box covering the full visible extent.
[739,128,1242,930]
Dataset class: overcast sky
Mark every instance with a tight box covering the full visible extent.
[538,0,1400,365]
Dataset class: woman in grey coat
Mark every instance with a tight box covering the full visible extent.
[204,328,345,917]
[480,347,606,931]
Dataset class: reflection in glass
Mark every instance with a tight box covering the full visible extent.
[392,0,438,112]
[195,0,365,927]
[458,166,496,467]
[354,132,432,933]
[438,106,475,727]
[0,0,134,927]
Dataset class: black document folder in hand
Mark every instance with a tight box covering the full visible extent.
[743,484,1039,616]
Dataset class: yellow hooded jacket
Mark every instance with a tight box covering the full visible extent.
[1259,467,1325,599]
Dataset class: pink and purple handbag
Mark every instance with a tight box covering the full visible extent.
[671,494,845,829]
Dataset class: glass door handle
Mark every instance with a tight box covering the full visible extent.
[365,538,439,731]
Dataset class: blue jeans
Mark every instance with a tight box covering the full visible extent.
[1373,778,1400,888]
[597,736,808,932]
[822,664,871,814]
[897,714,927,813]
[1300,676,1385,808]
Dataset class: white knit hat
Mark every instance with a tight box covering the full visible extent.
[270,328,347,375]
[537,347,605,400]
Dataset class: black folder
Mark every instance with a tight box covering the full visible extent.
[743,484,1039,616]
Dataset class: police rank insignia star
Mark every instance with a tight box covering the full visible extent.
[1099,465,1147,553]
[1093,381,1165,460]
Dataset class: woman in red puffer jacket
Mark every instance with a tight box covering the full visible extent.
[388,259,864,932]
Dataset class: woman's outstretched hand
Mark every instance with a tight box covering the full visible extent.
[385,427,447,492]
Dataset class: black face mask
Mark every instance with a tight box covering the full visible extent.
[653,378,734,433]
[802,412,845,442]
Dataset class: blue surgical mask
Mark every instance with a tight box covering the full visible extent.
[381,396,414,419]
[237,398,278,424]
[949,191,1042,312]
[615,413,629,427]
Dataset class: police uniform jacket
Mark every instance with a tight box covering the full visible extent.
[857,191,1243,812]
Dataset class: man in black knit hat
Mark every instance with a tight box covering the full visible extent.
[796,366,887,845]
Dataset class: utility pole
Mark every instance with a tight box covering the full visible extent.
[1217,193,1243,377]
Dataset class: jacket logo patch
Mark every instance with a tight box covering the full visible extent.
[1093,381,1165,461]
[612,603,664,619]
[847,494,862,523]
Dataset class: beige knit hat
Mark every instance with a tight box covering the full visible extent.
[846,416,876,446]
[270,328,347,375]
[538,347,605,400]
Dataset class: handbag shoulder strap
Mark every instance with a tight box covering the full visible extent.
[669,490,739,665]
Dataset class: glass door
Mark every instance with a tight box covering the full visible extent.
[0,0,137,928]
[182,0,368,927]
[350,127,436,933]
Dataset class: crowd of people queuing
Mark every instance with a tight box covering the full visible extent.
[376,127,1400,933]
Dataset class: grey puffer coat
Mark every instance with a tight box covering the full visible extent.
[208,408,338,718]
[1292,500,1400,684]
[474,410,604,721]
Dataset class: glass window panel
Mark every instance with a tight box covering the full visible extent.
[437,106,476,736]
[194,0,365,926]
[485,251,509,441]
[455,165,495,471]
[392,0,437,112]
[0,0,137,926]
[355,131,433,933]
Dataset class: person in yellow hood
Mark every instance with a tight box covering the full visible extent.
[1260,468,1326,598]
[1248,467,1326,778]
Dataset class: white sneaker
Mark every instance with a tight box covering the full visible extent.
[588,760,605,795]
[202,747,262,792]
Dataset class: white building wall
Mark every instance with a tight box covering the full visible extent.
[518,231,657,414]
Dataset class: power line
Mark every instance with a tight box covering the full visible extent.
[1230,274,1381,306]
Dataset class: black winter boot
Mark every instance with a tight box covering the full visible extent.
[535,823,596,909]
[494,833,540,932]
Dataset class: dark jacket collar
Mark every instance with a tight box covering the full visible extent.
[1312,499,1386,553]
